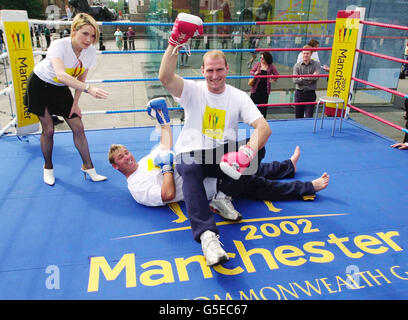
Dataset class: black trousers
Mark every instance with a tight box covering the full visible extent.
[175,141,315,242]
[295,89,316,118]
[250,91,269,118]
[217,160,314,201]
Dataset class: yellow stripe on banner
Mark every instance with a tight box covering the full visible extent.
[111,212,350,240]
[4,21,38,129]
[302,195,316,201]
[326,10,360,113]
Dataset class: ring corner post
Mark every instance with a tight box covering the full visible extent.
[325,9,362,118]
[1,10,39,136]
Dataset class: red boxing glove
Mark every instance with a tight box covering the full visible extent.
[169,13,203,51]
[219,145,255,180]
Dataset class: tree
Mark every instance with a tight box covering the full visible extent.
[108,0,125,13]
[0,0,42,18]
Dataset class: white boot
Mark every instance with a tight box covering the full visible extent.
[200,230,229,267]
[81,167,107,182]
[43,167,55,186]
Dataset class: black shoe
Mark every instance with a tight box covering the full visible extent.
[52,116,64,125]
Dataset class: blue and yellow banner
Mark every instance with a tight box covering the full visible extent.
[2,11,38,134]
[326,10,360,116]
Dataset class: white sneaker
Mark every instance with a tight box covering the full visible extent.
[43,167,55,186]
[200,230,229,267]
[209,196,242,221]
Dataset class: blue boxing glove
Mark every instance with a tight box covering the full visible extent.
[147,97,170,125]
[154,150,175,174]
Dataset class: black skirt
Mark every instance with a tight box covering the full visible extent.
[250,71,269,105]
[250,90,269,105]
[24,72,77,119]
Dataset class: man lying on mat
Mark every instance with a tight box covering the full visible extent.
[391,99,408,150]
[108,98,330,266]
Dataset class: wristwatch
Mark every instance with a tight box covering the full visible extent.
[83,83,90,93]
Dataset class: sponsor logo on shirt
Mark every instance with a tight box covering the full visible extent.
[53,60,85,83]
[202,106,226,140]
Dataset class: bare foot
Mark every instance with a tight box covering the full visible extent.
[290,146,301,172]
[312,172,329,192]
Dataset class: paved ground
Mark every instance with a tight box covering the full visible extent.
[1,38,407,143]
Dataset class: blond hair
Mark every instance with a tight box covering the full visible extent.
[71,13,99,45]
[108,144,126,164]
[202,50,228,67]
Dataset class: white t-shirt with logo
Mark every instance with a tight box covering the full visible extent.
[34,37,96,86]
[127,145,217,207]
[175,80,263,155]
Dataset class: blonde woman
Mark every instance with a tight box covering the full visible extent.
[24,13,109,186]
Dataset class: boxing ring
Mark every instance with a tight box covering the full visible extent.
[0,9,408,300]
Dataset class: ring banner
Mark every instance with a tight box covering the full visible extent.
[325,10,360,117]
[1,10,39,135]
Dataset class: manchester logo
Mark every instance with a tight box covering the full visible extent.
[8,29,27,50]
[202,106,226,140]
[338,25,353,43]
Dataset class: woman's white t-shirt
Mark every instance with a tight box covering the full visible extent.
[127,146,217,207]
[174,79,263,155]
[34,37,96,86]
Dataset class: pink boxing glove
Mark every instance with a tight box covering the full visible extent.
[169,13,203,51]
[219,145,256,180]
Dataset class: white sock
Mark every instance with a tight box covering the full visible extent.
[215,191,227,200]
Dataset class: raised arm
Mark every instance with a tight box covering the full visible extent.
[147,98,177,202]
[158,13,203,98]
[155,124,176,202]
[159,124,173,151]
[159,46,184,98]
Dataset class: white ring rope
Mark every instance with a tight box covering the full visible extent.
[0,86,12,97]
